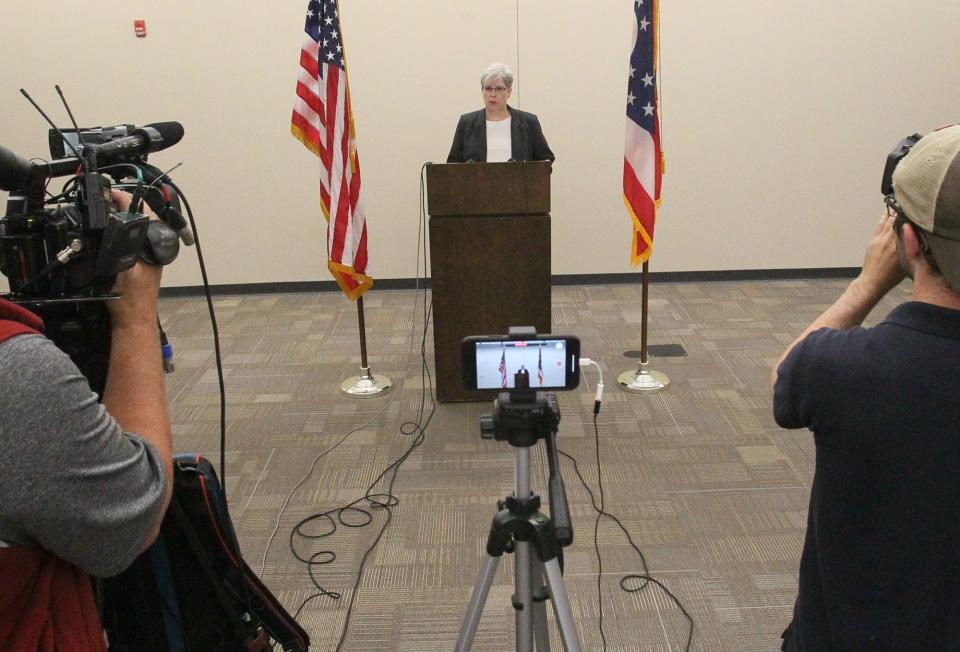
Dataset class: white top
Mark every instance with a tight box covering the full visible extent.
[485,117,512,162]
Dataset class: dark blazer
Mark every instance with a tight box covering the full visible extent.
[446,106,555,163]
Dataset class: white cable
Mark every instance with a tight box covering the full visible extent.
[580,357,604,413]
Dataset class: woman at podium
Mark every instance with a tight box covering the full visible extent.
[446,62,555,164]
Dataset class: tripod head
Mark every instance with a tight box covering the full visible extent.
[481,367,561,447]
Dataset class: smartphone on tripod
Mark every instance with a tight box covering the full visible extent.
[461,333,581,391]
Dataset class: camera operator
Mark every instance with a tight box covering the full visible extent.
[771,125,960,651]
[0,190,172,651]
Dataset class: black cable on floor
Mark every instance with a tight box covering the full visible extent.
[592,411,609,650]
[288,341,436,642]
[559,415,695,651]
[287,163,437,649]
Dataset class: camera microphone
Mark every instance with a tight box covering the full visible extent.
[0,122,185,192]
[93,121,185,163]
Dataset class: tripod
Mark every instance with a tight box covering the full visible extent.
[455,373,583,652]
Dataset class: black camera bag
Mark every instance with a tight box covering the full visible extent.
[100,454,309,651]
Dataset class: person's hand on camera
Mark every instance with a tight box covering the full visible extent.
[102,189,173,547]
[853,210,905,303]
[771,209,905,392]
[108,189,163,329]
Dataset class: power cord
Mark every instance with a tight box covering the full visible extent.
[161,178,259,619]
[567,358,694,651]
[281,162,438,651]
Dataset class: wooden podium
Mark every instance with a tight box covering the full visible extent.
[426,161,552,402]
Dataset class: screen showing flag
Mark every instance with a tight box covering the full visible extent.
[292,0,372,299]
[499,346,507,388]
[475,340,572,390]
[538,346,544,386]
[623,0,663,266]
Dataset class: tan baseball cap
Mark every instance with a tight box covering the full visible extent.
[892,124,960,291]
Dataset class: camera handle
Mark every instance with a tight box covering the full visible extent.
[543,425,573,547]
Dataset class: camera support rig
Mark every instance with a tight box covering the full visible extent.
[1,89,188,393]
[457,329,582,652]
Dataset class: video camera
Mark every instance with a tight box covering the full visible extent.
[0,120,188,302]
[0,86,193,393]
[881,132,922,198]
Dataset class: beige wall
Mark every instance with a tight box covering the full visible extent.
[1,1,959,289]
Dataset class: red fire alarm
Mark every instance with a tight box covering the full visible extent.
[134,20,147,37]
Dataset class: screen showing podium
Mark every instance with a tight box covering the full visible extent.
[426,161,552,402]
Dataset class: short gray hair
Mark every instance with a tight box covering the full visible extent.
[480,62,514,89]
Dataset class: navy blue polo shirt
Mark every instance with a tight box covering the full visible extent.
[774,301,960,651]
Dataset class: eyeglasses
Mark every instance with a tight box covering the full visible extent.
[483,86,509,94]
[885,195,913,238]
[885,194,898,215]
[884,194,907,226]
[885,194,942,271]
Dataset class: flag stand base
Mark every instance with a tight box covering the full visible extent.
[617,363,670,393]
[341,366,392,398]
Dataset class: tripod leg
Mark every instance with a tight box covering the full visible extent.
[455,554,501,652]
[532,561,552,652]
[515,541,535,652]
[542,558,583,652]
[514,446,536,652]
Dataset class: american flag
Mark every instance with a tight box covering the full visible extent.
[537,346,544,386]
[292,0,372,299]
[499,347,507,388]
[623,0,663,265]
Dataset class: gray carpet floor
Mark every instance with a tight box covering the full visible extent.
[157,278,909,651]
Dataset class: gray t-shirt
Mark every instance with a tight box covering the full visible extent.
[0,333,167,577]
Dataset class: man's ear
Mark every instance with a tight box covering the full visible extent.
[900,221,925,261]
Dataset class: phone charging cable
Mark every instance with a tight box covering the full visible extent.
[580,358,604,415]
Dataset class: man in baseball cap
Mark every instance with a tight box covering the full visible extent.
[771,125,960,651]
[891,124,960,292]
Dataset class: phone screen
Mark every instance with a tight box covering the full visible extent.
[471,338,578,390]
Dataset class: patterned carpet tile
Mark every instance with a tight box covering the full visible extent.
[154,280,910,650]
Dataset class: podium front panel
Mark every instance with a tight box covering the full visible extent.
[429,214,551,402]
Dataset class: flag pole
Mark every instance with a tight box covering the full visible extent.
[640,260,649,362]
[291,0,385,397]
[340,295,392,397]
[357,294,369,367]
[617,261,670,393]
